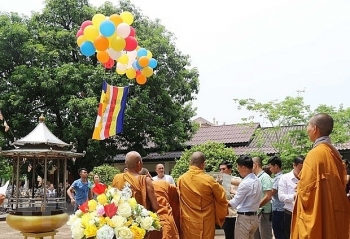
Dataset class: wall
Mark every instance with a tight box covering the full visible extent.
[112,161,177,176]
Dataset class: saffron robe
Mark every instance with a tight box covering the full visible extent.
[112,172,151,210]
[291,143,350,239]
[148,180,180,239]
[177,166,228,239]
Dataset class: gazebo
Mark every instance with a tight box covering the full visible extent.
[0,115,85,234]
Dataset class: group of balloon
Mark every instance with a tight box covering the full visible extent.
[76,12,158,85]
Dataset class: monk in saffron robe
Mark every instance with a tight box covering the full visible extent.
[177,151,228,239]
[291,113,350,239]
[140,168,180,239]
[112,151,159,212]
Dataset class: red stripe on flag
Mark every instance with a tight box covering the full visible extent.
[104,86,119,139]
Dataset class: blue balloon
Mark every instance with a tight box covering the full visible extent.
[137,48,147,57]
[149,58,158,69]
[132,61,140,70]
[136,61,142,70]
[80,41,96,57]
[99,20,115,37]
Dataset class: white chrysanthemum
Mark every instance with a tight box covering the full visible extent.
[111,215,127,229]
[70,219,84,239]
[75,209,83,217]
[141,208,149,217]
[118,203,132,218]
[67,214,78,226]
[96,225,115,239]
[140,216,153,230]
[116,226,134,239]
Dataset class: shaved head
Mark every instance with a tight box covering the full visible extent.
[125,151,142,170]
[139,168,149,175]
[310,113,334,136]
[190,151,206,167]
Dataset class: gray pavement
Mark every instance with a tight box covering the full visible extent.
[0,217,225,239]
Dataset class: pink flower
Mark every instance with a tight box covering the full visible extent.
[96,205,105,217]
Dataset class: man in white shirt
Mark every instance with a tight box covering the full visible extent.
[229,155,262,239]
[152,163,175,185]
[278,155,304,239]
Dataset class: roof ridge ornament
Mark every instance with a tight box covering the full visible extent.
[39,114,45,123]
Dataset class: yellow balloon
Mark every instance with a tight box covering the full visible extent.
[146,50,153,58]
[126,68,136,79]
[84,25,99,41]
[120,11,134,25]
[92,14,106,27]
[107,32,117,43]
[118,54,129,64]
[77,35,86,46]
[141,67,153,77]
[110,36,126,51]
[116,68,126,75]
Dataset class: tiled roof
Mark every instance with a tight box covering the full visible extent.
[192,117,213,126]
[334,142,350,151]
[186,123,260,146]
[233,125,306,155]
[249,125,306,148]
[111,151,183,162]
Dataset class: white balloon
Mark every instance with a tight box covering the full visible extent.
[116,23,131,38]
[116,62,127,71]
[107,48,122,60]
[127,50,137,60]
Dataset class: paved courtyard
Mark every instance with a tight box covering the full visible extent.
[0,219,225,239]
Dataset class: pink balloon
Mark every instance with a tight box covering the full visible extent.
[124,36,138,51]
[129,27,136,37]
[76,29,83,38]
[81,20,93,31]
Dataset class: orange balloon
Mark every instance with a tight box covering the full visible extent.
[97,51,110,63]
[136,74,147,85]
[138,56,149,68]
[94,36,109,51]
[109,14,123,27]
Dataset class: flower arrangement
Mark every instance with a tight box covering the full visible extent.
[67,183,161,239]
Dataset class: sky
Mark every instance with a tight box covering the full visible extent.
[1,0,350,125]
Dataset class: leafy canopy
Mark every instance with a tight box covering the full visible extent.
[171,141,237,181]
[0,0,199,179]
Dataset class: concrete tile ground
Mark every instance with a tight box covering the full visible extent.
[0,220,225,239]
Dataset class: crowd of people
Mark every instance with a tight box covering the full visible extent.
[1,113,350,239]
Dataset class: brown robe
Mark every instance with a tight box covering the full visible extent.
[291,143,350,239]
[177,166,228,239]
[148,180,180,239]
[112,172,151,210]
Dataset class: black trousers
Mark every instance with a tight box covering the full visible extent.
[223,217,236,239]
[284,210,292,239]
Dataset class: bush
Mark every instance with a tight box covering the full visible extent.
[90,164,120,185]
[171,141,237,181]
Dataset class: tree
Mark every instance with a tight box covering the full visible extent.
[0,0,199,179]
[90,164,120,185]
[171,141,237,181]
[234,92,350,169]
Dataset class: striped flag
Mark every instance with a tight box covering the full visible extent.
[0,110,9,132]
[92,81,129,140]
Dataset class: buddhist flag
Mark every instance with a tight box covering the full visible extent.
[92,81,129,140]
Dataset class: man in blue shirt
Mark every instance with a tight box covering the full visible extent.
[268,156,284,239]
[67,168,92,212]
[229,155,262,239]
